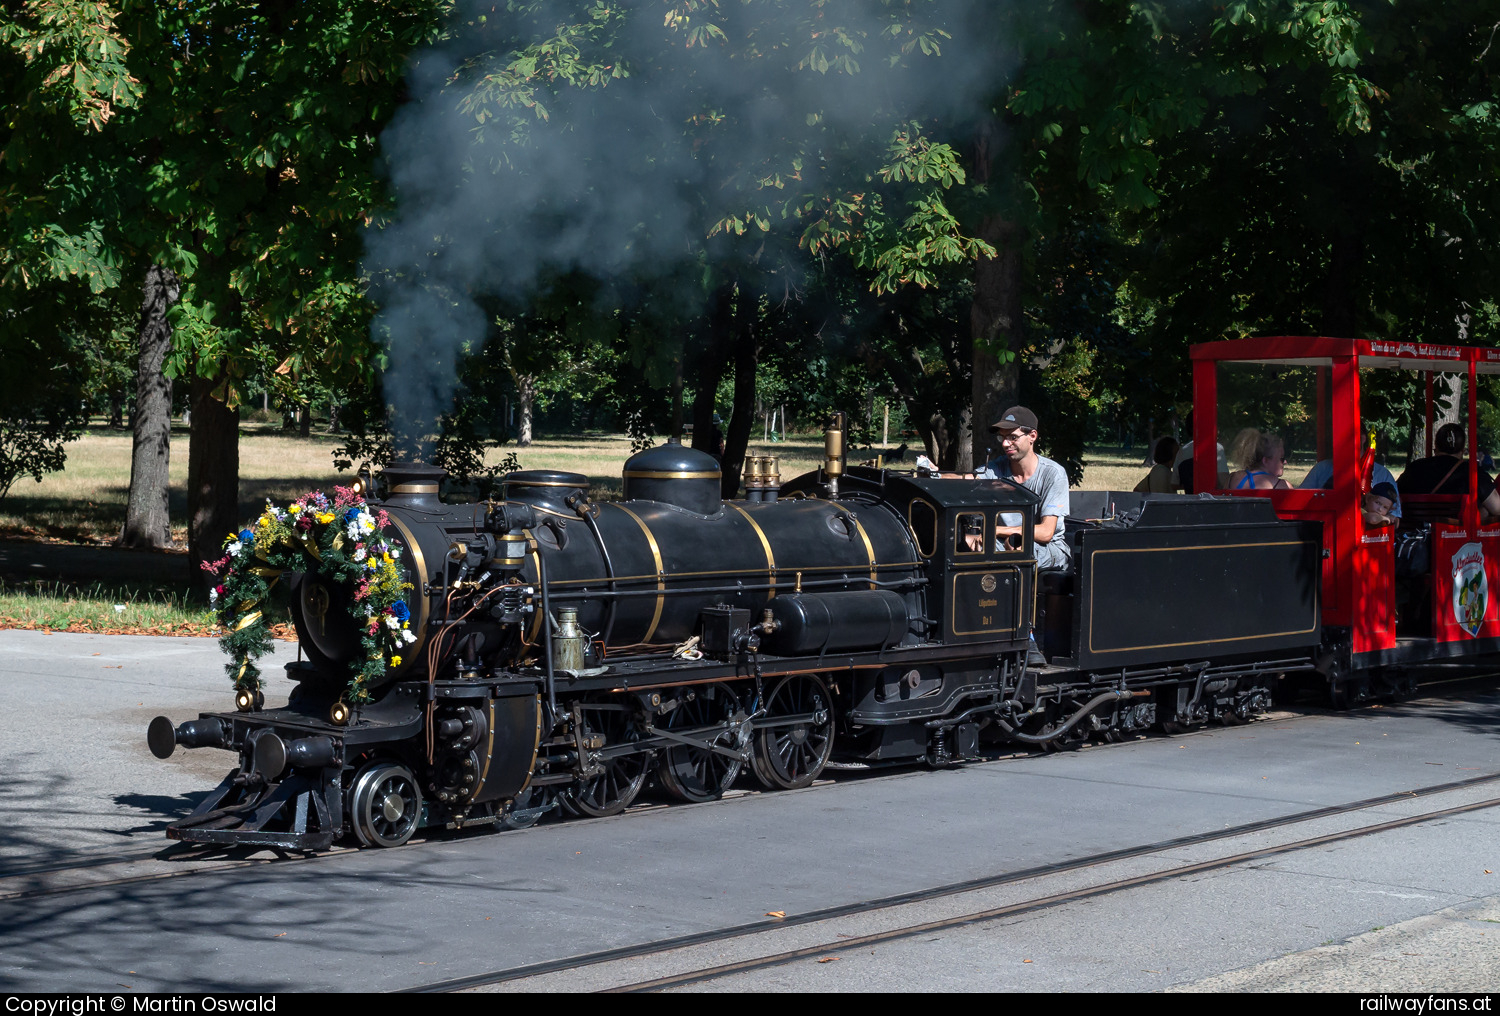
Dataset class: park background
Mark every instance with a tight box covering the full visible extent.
[0,1,1497,633]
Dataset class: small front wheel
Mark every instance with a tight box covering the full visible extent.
[349,763,422,847]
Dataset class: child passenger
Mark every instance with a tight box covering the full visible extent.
[1135,437,1179,494]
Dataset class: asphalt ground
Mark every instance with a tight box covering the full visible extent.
[1,629,1498,992]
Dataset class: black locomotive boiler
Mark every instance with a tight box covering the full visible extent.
[148,420,1324,850]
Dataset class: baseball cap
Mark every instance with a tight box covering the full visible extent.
[1370,480,1398,502]
[989,406,1039,434]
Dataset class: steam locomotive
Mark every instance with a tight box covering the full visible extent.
[148,416,1324,850]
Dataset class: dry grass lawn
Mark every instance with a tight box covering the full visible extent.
[0,428,1326,551]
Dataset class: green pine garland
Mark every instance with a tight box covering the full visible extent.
[202,487,415,704]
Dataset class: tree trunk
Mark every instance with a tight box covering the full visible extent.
[298,401,311,438]
[188,372,241,578]
[691,283,734,459]
[970,212,1023,470]
[120,265,179,550]
[515,376,535,446]
[969,115,1023,472]
[721,292,759,498]
[1410,373,1462,461]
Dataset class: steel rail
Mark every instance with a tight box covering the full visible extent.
[608,792,1500,993]
[405,769,1500,993]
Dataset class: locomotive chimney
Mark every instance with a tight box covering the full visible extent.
[380,461,447,508]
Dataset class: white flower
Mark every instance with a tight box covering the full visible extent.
[402,629,417,644]
[227,541,242,556]
[346,523,361,540]
[208,589,219,604]
[360,515,376,532]
[353,547,366,562]
[385,616,400,630]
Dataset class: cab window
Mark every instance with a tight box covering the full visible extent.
[955,512,987,555]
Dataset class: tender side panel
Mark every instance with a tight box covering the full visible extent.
[1074,520,1321,669]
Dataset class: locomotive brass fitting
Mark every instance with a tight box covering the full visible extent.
[759,607,780,636]
[823,412,847,498]
[824,414,846,477]
[762,456,780,502]
[235,688,262,713]
[329,700,351,726]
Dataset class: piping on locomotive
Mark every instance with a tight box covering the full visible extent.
[147,411,1324,850]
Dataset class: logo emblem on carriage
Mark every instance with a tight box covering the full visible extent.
[1451,542,1488,638]
[980,574,996,593]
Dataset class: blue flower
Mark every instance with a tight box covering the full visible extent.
[390,601,410,622]
[345,506,363,522]
[238,529,255,544]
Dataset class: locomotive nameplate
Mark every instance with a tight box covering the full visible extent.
[950,568,1021,637]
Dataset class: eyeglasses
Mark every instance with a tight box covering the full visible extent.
[998,431,1035,445]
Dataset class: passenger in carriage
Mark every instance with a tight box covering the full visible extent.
[1363,482,1399,528]
[1298,442,1403,522]
[1171,410,1230,491]
[1397,423,1494,496]
[1134,437,1179,493]
[1227,432,1292,490]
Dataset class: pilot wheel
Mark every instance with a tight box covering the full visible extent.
[349,763,423,848]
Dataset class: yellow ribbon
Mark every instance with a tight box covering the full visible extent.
[235,610,263,631]
[249,566,282,578]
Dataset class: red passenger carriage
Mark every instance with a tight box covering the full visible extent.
[1190,336,1500,702]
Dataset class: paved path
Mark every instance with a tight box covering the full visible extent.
[1,630,1497,992]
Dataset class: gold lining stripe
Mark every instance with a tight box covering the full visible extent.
[524,543,543,646]
[1086,541,1318,653]
[622,469,721,480]
[502,478,587,488]
[540,561,924,587]
[611,504,666,642]
[387,515,430,668]
[728,503,776,598]
[517,695,542,793]
[907,498,938,559]
[850,514,878,590]
[469,699,497,803]
[393,483,439,494]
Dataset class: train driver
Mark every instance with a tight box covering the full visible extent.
[976,406,1072,572]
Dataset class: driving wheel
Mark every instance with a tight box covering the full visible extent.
[751,674,834,790]
[656,684,744,803]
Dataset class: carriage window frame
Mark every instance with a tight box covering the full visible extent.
[954,511,988,556]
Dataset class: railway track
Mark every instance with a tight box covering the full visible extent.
[0,699,1479,907]
[408,770,1500,993]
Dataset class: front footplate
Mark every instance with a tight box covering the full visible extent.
[168,766,343,851]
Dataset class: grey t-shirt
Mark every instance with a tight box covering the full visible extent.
[980,454,1072,569]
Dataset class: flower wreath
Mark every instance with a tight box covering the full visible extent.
[202,486,415,704]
